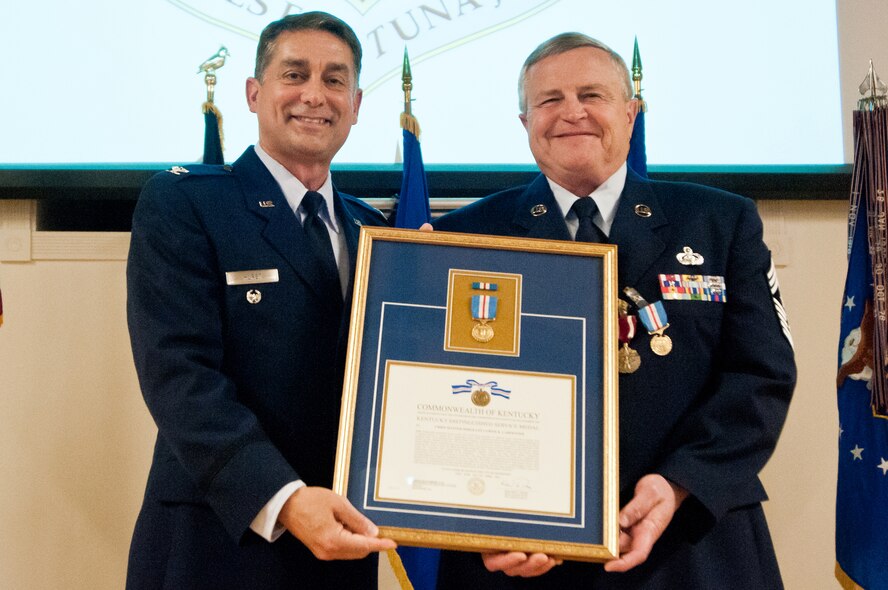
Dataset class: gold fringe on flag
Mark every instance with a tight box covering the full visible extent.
[201,101,225,152]
[385,548,415,590]
[400,112,421,138]
[836,562,865,590]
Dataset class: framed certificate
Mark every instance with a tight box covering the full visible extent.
[333,227,619,562]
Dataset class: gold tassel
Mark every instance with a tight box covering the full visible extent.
[201,101,225,153]
[385,549,415,590]
[400,112,421,139]
[835,562,866,590]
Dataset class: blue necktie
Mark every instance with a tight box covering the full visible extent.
[301,191,341,302]
[571,197,608,243]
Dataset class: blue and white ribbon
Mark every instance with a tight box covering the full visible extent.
[451,379,511,399]
[637,300,669,333]
[471,282,498,291]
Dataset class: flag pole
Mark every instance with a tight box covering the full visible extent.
[631,37,646,113]
[392,47,432,230]
[835,60,888,590]
[387,48,436,590]
[198,46,228,164]
[627,37,648,178]
[400,47,421,137]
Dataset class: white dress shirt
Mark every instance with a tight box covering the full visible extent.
[254,144,349,297]
[547,162,627,239]
[249,145,349,542]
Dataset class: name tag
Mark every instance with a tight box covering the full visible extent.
[225,269,279,286]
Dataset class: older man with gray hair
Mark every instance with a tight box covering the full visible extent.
[434,32,795,589]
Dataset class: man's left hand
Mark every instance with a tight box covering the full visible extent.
[604,474,688,573]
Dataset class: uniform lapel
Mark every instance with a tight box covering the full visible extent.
[334,192,363,279]
[334,192,364,316]
[509,174,572,240]
[510,172,668,289]
[608,170,669,288]
[333,192,374,356]
[233,148,338,305]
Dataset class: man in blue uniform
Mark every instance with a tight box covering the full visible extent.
[434,33,795,589]
[126,12,396,589]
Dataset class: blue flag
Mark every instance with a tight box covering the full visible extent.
[628,109,647,178]
[835,109,888,589]
[393,546,439,590]
[202,103,224,165]
[394,127,431,229]
[388,112,438,590]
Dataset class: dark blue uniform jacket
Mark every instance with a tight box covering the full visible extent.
[126,147,387,589]
[433,170,795,590]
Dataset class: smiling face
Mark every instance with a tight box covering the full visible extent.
[520,46,637,196]
[246,29,362,181]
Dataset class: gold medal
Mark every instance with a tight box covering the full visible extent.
[618,343,641,373]
[618,302,640,373]
[471,389,491,407]
[472,321,495,342]
[650,331,673,356]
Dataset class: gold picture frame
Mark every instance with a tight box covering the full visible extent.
[333,227,619,562]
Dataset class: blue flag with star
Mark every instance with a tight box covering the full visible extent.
[835,164,888,589]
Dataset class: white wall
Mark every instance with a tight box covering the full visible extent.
[759,200,847,589]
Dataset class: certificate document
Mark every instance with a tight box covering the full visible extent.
[376,361,575,516]
[333,228,619,562]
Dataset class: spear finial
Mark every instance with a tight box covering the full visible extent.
[631,37,647,113]
[400,47,420,136]
[402,47,413,117]
[858,60,888,110]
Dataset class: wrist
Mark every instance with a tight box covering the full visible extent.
[667,480,689,506]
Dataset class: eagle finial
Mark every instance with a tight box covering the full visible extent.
[198,47,229,104]
[198,46,230,75]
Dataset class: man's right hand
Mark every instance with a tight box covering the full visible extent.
[279,486,397,560]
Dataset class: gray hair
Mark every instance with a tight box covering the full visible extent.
[254,11,362,84]
[518,33,632,113]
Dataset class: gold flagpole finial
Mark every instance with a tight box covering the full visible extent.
[198,46,228,154]
[400,47,420,137]
[631,37,647,113]
[402,47,413,117]
[198,46,230,104]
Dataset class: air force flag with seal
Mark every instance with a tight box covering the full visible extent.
[834,182,888,589]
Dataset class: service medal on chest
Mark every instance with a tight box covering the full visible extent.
[618,311,641,373]
[619,343,641,373]
[624,287,673,357]
[650,332,673,356]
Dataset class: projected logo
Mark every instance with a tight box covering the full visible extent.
[344,0,383,15]
[166,0,562,92]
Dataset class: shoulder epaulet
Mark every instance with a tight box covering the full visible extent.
[341,193,387,223]
[162,164,234,178]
